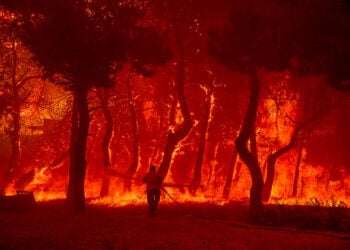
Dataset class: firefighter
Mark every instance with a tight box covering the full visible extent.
[142,165,163,216]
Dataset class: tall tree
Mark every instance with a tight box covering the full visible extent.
[97,88,113,197]
[210,0,350,220]
[1,0,169,212]
[150,0,196,179]
[262,127,300,202]
[190,75,214,193]
[0,17,42,192]
[210,0,296,221]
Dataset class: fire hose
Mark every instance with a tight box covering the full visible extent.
[108,169,350,240]
[160,185,350,240]
[160,186,187,211]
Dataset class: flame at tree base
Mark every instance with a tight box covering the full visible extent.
[3,163,349,208]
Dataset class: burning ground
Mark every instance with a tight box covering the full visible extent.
[1,200,350,250]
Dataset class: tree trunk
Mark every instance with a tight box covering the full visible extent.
[292,142,304,197]
[98,88,113,197]
[5,93,21,190]
[124,76,139,191]
[262,128,300,202]
[66,86,89,213]
[222,147,238,198]
[250,124,258,159]
[157,50,193,178]
[1,39,21,192]
[234,66,264,223]
[190,77,214,192]
[222,147,237,199]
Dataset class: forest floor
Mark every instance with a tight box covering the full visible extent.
[0,199,350,250]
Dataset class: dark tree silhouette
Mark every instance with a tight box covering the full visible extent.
[97,88,113,197]
[291,0,350,91]
[292,140,304,197]
[150,0,195,179]
[0,0,170,212]
[210,1,296,221]
[262,127,300,202]
[150,0,226,183]
[283,0,350,198]
[210,0,350,222]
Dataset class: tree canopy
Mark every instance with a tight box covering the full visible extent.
[1,0,170,89]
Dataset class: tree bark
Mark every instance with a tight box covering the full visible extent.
[234,66,264,223]
[250,124,258,159]
[157,51,193,178]
[262,128,300,202]
[98,88,113,197]
[292,141,304,197]
[66,86,89,213]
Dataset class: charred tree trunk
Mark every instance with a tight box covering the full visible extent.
[250,124,258,159]
[124,77,139,191]
[67,91,79,208]
[67,86,89,213]
[262,128,300,202]
[190,77,214,192]
[222,147,238,198]
[98,89,113,197]
[292,141,304,197]
[1,39,21,192]
[157,51,193,178]
[7,97,21,188]
[6,99,21,186]
[234,66,264,223]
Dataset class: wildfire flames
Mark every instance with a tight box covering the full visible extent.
[4,161,350,207]
[3,75,350,208]
[1,1,350,212]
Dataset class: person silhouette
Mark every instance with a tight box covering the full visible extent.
[142,165,163,216]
